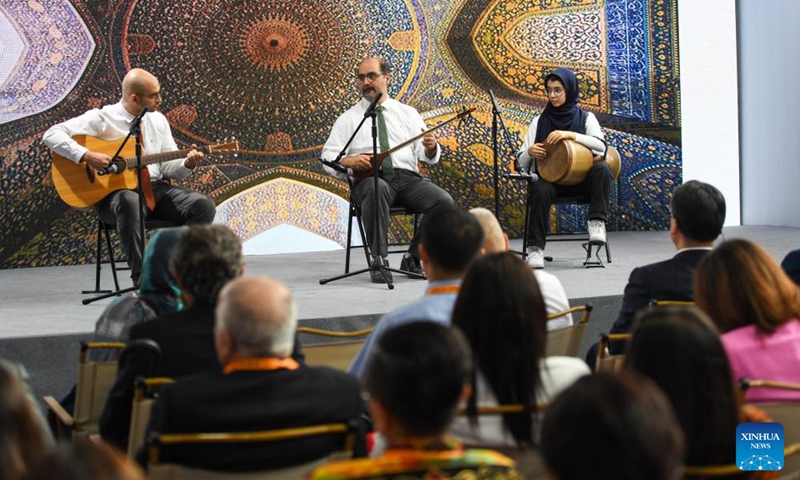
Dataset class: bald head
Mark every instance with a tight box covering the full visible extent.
[121,68,161,115]
[215,276,297,359]
[469,207,507,253]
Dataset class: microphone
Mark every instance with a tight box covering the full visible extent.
[129,106,149,134]
[320,158,348,174]
[96,162,120,176]
[363,92,383,117]
[489,89,501,114]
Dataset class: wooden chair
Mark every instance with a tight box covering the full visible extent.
[127,376,175,458]
[43,341,125,440]
[684,443,800,478]
[297,326,373,371]
[147,422,358,480]
[595,333,630,372]
[648,299,696,308]
[545,304,593,357]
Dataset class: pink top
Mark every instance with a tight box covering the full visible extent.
[721,319,800,402]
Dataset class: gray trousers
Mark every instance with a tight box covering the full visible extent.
[354,169,453,259]
[97,181,216,283]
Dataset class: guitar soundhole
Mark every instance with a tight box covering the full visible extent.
[85,164,96,184]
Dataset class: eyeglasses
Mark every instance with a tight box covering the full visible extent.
[546,87,565,97]
[356,72,384,82]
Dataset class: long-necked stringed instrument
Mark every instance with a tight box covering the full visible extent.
[353,107,475,181]
[51,135,239,209]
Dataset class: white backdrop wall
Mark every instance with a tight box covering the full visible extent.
[678,0,741,226]
[738,0,800,227]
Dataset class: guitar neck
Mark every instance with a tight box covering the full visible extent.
[123,146,206,169]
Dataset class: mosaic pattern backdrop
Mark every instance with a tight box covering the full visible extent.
[0,0,680,269]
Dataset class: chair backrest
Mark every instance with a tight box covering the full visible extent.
[127,376,175,457]
[148,458,328,480]
[595,334,630,372]
[73,341,126,437]
[545,304,593,357]
[683,443,800,478]
[148,422,358,478]
[297,327,372,371]
[648,299,696,308]
[738,378,800,405]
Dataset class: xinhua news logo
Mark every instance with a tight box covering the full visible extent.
[736,422,784,471]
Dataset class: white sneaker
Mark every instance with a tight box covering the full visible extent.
[526,247,545,269]
[588,219,607,244]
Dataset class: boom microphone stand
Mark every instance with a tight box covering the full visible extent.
[83,107,149,305]
[320,93,423,288]
[489,90,535,257]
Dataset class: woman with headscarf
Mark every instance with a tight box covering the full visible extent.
[89,226,186,362]
[516,67,613,269]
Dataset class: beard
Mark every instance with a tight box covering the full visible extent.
[362,87,378,101]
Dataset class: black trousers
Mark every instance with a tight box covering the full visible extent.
[354,169,453,259]
[526,162,613,249]
[97,181,216,283]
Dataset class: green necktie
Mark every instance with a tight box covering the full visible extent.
[375,105,394,182]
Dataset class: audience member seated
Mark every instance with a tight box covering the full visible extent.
[782,248,800,286]
[450,252,589,448]
[540,373,684,480]
[99,224,250,449]
[695,239,800,402]
[89,226,185,363]
[308,322,521,480]
[25,438,145,480]
[587,179,725,365]
[348,205,484,379]
[469,207,573,330]
[625,306,777,477]
[144,276,366,472]
[0,361,53,480]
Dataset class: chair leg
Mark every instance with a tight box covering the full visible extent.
[356,212,371,267]
[83,219,106,294]
[521,181,532,255]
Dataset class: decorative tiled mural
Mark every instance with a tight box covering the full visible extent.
[0,0,680,268]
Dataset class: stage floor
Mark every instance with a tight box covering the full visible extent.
[1,226,797,340]
[0,226,797,401]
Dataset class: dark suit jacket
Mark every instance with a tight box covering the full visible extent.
[145,365,366,472]
[99,299,305,450]
[611,248,710,336]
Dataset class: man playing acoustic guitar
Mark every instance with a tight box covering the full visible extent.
[516,67,613,269]
[44,68,216,286]
[322,57,453,283]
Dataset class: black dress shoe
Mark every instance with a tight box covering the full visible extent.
[400,255,426,278]
[370,259,393,284]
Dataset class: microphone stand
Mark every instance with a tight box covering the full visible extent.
[83,107,149,304]
[490,90,531,257]
[320,93,422,288]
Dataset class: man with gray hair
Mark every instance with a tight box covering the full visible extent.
[144,276,365,472]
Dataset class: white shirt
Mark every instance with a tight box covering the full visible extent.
[516,112,606,175]
[43,102,192,182]
[321,97,440,179]
[536,270,574,330]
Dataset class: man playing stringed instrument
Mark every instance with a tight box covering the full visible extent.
[43,68,216,286]
[516,67,613,269]
[322,57,453,283]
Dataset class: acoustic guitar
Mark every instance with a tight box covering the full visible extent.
[352,107,475,181]
[51,135,239,209]
[537,139,621,186]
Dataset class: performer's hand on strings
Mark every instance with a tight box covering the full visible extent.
[341,154,373,171]
[184,144,205,169]
[82,151,112,170]
[422,128,437,157]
